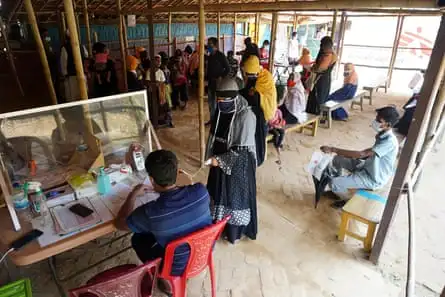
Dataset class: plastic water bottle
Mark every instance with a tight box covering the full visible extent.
[97,167,111,195]
[33,189,50,227]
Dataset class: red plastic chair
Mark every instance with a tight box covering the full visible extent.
[69,258,161,297]
[159,216,230,297]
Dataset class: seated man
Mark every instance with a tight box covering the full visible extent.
[320,106,400,207]
[115,150,212,279]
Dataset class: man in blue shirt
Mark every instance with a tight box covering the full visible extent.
[115,149,212,277]
[320,106,400,207]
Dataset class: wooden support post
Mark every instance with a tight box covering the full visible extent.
[168,12,172,56]
[82,0,92,57]
[269,12,278,74]
[116,0,128,91]
[0,18,25,97]
[93,31,98,42]
[370,15,445,264]
[233,13,237,52]
[293,12,298,33]
[217,12,221,48]
[61,12,67,43]
[335,12,347,78]
[122,17,129,54]
[387,15,405,88]
[147,0,158,128]
[255,13,260,44]
[63,0,93,134]
[198,0,206,166]
[331,10,338,41]
[25,0,59,105]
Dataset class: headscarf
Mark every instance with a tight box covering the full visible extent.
[243,56,277,121]
[126,55,139,72]
[285,72,306,120]
[343,63,358,85]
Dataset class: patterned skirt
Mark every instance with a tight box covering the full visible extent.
[207,149,257,244]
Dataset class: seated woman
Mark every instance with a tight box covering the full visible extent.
[279,73,307,125]
[328,63,358,121]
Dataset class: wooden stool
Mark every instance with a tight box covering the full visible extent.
[337,190,386,252]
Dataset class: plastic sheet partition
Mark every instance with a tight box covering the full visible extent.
[0,91,150,230]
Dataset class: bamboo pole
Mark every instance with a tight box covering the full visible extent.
[61,12,67,43]
[387,15,405,88]
[25,0,59,105]
[0,18,25,97]
[370,15,445,264]
[82,0,92,57]
[63,0,93,133]
[198,0,206,166]
[335,12,347,78]
[293,12,298,33]
[217,12,221,48]
[93,31,98,42]
[168,12,172,56]
[64,0,89,101]
[116,0,128,91]
[331,10,338,41]
[269,12,278,74]
[233,13,237,53]
[122,17,129,54]
[147,0,158,128]
[254,13,260,44]
[25,0,66,139]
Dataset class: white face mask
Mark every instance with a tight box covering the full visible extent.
[371,120,383,133]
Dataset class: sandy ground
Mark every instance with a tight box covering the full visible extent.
[1,90,444,297]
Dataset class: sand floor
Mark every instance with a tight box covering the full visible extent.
[1,90,444,297]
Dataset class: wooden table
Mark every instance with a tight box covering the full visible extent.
[0,172,192,294]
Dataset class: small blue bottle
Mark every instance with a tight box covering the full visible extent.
[97,167,111,195]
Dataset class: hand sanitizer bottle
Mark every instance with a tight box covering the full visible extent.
[97,167,111,195]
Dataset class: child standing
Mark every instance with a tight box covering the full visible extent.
[268,109,286,165]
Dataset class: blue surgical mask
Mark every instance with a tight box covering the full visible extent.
[218,98,236,113]
[207,46,214,54]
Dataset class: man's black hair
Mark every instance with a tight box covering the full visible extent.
[227,50,234,57]
[93,42,106,54]
[208,37,218,47]
[184,45,193,55]
[292,32,297,38]
[144,150,178,187]
[376,106,400,127]
[244,37,252,46]
[263,40,270,46]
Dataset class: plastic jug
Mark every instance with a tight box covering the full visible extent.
[97,167,111,195]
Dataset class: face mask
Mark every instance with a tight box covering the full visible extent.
[264,45,270,50]
[217,98,236,113]
[371,120,383,133]
[45,36,51,42]
[207,46,214,54]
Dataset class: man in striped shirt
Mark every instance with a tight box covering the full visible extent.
[115,150,212,276]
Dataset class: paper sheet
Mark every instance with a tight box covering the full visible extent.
[32,198,104,247]
[51,199,102,234]
[306,151,334,180]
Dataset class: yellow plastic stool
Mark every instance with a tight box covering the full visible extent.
[337,190,386,252]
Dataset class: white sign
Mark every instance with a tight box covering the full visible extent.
[127,15,136,27]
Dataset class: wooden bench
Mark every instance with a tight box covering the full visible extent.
[363,77,388,105]
[338,190,386,252]
[320,89,368,129]
[266,113,320,143]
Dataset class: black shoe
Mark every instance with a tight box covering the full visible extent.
[330,200,347,209]
[322,191,341,200]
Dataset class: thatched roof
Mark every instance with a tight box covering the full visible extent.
[1,0,441,24]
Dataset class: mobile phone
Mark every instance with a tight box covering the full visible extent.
[69,203,94,218]
[10,229,43,251]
